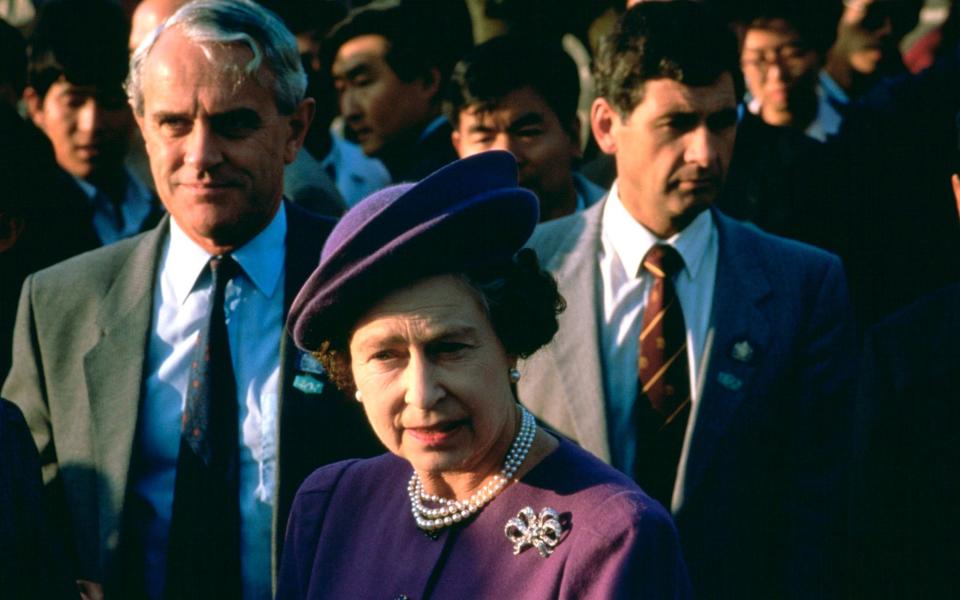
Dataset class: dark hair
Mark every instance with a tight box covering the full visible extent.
[27,0,129,101]
[444,35,580,137]
[733,0,842,56]
[324,0,470,91]
[593,1,745,116]
[315,248,565,394]
[0,18,26,97]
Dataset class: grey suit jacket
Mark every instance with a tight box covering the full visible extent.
[2,202,382,594]
[519,199,857,597]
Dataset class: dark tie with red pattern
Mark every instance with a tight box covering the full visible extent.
[633,244,692,508]
[165,255,242,600]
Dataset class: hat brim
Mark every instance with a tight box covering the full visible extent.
[289,152,538,351]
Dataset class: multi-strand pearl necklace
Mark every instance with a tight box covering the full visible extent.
[408,405,537,532]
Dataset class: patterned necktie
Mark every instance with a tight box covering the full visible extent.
[165,255,242,599]
[634,244,692,508]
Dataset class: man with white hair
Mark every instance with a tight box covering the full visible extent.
[3,1,381,597]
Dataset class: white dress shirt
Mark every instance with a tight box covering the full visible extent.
[132,205,286,599]
[599,183,718,474]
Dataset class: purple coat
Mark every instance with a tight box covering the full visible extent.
[277,438,692,599]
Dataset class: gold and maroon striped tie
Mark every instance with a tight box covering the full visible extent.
[634,244,691,507]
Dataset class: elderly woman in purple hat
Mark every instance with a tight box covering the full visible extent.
[278,151,691,599]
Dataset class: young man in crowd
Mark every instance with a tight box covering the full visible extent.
[24,0,162,248]
[445,35,603,222]
[325,0,463,182]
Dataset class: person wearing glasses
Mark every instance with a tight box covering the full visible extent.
[737,4,843,142]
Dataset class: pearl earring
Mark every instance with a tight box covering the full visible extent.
[354,390,363,402]
[508,368,521,383]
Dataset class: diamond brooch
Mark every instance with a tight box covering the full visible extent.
[504,506,563,558]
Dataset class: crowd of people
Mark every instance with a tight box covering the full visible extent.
[0,0,957,598]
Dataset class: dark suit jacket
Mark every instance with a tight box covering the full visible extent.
[1,201,383,594]
[381,118,458,183]
[824,46,960,326]
[0,399,76,599]
[720,112,839,251]
[519,201,857,598]
[850,283,960,599]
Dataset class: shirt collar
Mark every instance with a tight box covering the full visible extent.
[72,174,98,200]
[73,167,152,207]
[603,181,714,280]
[818,70,850,107]
[418,115,448,143]
[167,202,287,305]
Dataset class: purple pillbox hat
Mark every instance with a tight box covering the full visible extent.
[288,151,539,351]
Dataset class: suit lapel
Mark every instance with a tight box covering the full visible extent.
[272,201,330,569]
[84,218,168,556]
[679,211,772,507]
[535,202,611,461]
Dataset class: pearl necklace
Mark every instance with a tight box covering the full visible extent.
[408,405,537,532]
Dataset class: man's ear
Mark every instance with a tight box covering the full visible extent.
[951,174,960,221]
[129,98,148,138]
[0,214,26,253]
[23,87,45,130]
[419,66,442,102]
[283,97,316,165]
[590,97,620,156]
[451,126,463,157]
[567,116,583,160]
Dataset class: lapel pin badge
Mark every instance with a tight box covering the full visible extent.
[717,371,743,391]
[293,374,324,395]
[298,351,326,374]
[731,340,754,363]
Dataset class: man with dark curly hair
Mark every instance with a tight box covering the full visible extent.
[518,2,857,597]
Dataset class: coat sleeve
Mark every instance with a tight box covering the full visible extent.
[276,461,358,599]
[560,492,692,599]
[785,256,858,596]
[1,275,57,484]
[0,399,78,598]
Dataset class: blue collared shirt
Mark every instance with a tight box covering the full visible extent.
[73,168,154,245]
[132,205,286,599]
[319,132,392,206]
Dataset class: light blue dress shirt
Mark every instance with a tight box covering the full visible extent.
[132,204,286,599]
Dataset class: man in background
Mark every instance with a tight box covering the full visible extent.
[519,3,856,596]
[25,0,162,248]
[325,0,464,182]
[4,1,381,597]
[445,35,603,222]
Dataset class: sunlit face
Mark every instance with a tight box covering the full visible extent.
[349,275,518,479]
[836,0,920,76]
[332,34,438,157]
[28,79,132,180]
[452,87,580,221]
[592,74,738,237]
[741,21,820,126]
[136,27,312,254]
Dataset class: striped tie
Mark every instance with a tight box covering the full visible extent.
[634,244,691,507]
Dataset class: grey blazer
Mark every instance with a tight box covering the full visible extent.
[518,199,857,598]
[2,202,382,594]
